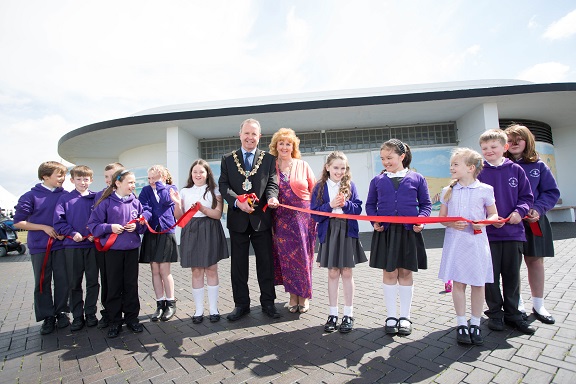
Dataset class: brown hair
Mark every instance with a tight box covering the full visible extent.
[104,162,124,172]
[479,129,507,146]
[443,148,484,202]
[315,151,352,202]
[504,124,538,163]
[95,169,133,207]
[268,128,302,159]
[380,139,412,169]
[184,159,218,209]
[70,165,93,179]
[38,161,67,181]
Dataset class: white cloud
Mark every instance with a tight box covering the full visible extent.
[518,62,570,83]
[543,9,576,40]
[528,15,539,29]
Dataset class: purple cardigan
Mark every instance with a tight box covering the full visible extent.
[365,171,432,231]
[478,158,533,242]
[87,193,145,250]
[138,182,178,233]
[310,181,362,243]
[14,184,68,254]
[53,189,96,249]
[514,158,560,216]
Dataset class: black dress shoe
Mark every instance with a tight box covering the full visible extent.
[469,325,484,345]
[504,318,536,334]
[397,317,412,336]
[384,317,399,334]
[262,305,281,319]
[56,312,70,328]
[192,315,204,324]
[126,322,144,333]
[86,314,98,327]
[487,318,504,331]
[209,314,221,323]
[107,324,122,338]
[339,316,354,333]
[71,317,85,331]
[533,309,555,324]
[456,325,471,344]
[520,311,528,321]
[98,314,110,329]
[40,316,56,335]
[227,306,250,321]
[324,315,338,332]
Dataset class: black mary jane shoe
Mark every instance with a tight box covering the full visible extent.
[339,316,354,333]
[456,325,472,345]
[384,317,399,335]
[324,315,338,333]
[209,313,221,323]
[533,309,555,324]
[469,325,484,345]
[397,317,412,336]
[192,315,204,324]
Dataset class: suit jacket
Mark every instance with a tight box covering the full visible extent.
[219,148,279,232]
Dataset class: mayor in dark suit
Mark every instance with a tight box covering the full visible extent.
[219,118,281,321]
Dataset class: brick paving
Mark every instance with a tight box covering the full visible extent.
[0,223,575,384]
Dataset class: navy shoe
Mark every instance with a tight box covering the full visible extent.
[469,325,484,345]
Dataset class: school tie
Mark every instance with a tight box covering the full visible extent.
[244,152,253,171]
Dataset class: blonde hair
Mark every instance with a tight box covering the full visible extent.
[443,147,484,202]
[315,151,352,202]
[268,128,301,159]
[479,129,507,146]
[504,124,538,163]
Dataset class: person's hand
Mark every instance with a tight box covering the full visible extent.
[507,211,522,225]
[492,216,506,228]
[42,225,58,238]
[73,233,84,242]
[413,224,424,233]
[111,224,124,234]
[471,223,484,232]
[87,235,94,242]
[525,209,540,223]
[169,189,181,204]
[267,197,279,209]
[124,222,136,232]
[330,193,345,209]
[373,222,384,232]
[450,220,468,231]
[237,198,254,214]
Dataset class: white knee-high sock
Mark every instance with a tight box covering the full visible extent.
[398,285,414,319]
[207,285,219,315]
[383,283,397,325]
[192,287,204,316]
[532,297,551,316]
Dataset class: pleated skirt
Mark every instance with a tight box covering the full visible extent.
[316,218,367,268]
[139,232,179,263]
[523,214,554,257]
[369,223,427,272]
[180,216,229,268]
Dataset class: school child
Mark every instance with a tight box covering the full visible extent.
[310,151,367,334]
[94,162,124,329]
[170,159,229,324]
[438,148,499,345]
[88,169,146,338]
[53,165,99,331]
[139,165,179,322]
[504,124,560,324]
[13,161,70,335]
[366,139,431,336]
[478,129,534,334]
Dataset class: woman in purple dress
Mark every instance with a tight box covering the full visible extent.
[269,128,317,313]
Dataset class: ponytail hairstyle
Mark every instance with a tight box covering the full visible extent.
[380,139,412,170]
[443,147,483,202]
[315,151,352,202]
[184,159,218,209]
[95,169,133,207]
[504,124,538,163]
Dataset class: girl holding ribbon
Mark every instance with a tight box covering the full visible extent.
[366,139,431,336]
[170,159,229,324]
[88,169,146,338]
[311,151,367,334]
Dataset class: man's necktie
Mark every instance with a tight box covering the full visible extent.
[244,152,253,171]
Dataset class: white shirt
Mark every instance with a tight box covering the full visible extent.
[385,168,409,178]
[180,184,221,218]
[326,179,343,214]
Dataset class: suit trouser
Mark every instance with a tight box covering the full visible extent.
[65,247,99,319]
[230,225,276,307]
[484,241,524,322]
[31,250,69,322]
[104,248,140,325]
[96,250,108,317]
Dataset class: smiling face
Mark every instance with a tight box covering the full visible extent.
[506,135,526,160]
[147,170,162,187]
[191,164,208,186]
[450,155,474,181]
[380,148,405,174]
[115,174,136,197]
[326,159,347,183]
[276,138,294,160]
[43,169,66,189]
[480,139,508,165]
[71,175,92,193]
[240,121,261,152]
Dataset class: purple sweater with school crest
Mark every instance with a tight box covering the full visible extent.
[514,158,560,216]
[53,189,96,249]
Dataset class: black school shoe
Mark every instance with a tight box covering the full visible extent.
[504,318,536,334]
[487,318,504,331]
[384,317,399,334]
[324,315,338,332]
[532,309,555,324]
[40,316,56,335]
[86,314,98,327]
[469,325,484,345]
[397,317,412,336]
[126,322,144,333]
[56,312,70,328]
[456,325,471,344]
[71,317,85,331]
[339,316,354,333]
[107,324,122,338]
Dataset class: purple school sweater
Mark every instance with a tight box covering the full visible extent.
[138,182,178,233]
[514,158,560,216]
[13,184,68,254]
[53,189,96,249]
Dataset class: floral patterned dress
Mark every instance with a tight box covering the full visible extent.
[272,171,317,299]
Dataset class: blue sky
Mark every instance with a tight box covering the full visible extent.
[1,0,575,198]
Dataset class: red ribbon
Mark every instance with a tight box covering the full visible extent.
[39,237,54,294]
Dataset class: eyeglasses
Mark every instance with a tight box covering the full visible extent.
[507,138,525,145]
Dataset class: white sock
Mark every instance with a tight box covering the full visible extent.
[532,297,551,316]
[398,285,414,319]
[456,316,467,327]
[207,285,219,315]
[166,297,174,301]
[156,296,166,302]
[383,283,397,325]
[329,306,338,316]
[518,295,526,312]
[343,306,353,317]
[470,316,481,327]
[192,288,204,316]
